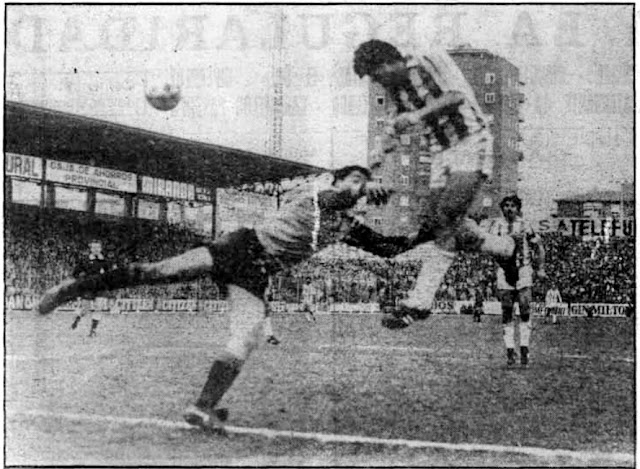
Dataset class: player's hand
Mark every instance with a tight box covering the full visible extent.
[365,182,395,206]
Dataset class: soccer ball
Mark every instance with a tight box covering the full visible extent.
[145,83,181,111]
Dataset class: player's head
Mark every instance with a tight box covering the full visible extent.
[499,194,522,221]
[353,40,406,86]
[332,165,371,200]
[89,239,103,254]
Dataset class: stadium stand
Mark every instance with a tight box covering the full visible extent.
[6,206,635,305]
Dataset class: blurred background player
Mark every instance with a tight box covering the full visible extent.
[473,285,485,323]
[70,240,114,337]
[263,310,280,345]
[264,276,281,345]
[37,166,417,432]
[353,40,503,328]
[300,278,318,322]
[545,283,563,325]
[482,195,546,367]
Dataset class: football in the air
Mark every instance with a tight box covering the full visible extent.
[145,83,182,111]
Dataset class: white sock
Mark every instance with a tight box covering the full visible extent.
[401,244,455,310]
[519,321,531,347]
[503,323,515,349]
[264,317,274,337]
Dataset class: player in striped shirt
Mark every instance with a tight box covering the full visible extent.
[354,40,505,328]
[483,195,546,366]
[36,165,420,432]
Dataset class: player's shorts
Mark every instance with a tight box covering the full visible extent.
[430,130,494,189]
[205,228,278,299]
[498,287,532,323]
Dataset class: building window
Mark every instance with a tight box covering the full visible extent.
[11,179,40,206]
[400,134,411,146]
[376,95,385,106]
[419,136,428,147]
[373,217,382,226]
[376,118,386,128]
[400,216,409,224]
[400,195,410,206]
[401,154,410,166]
[507,76,512,88]
[400,175,409,186]
[95,192,125,217]
[419,154,431,163]
[485,73,496,85]
[373,176,383,185]
[485,93,496,104]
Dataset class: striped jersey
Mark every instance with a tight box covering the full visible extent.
[483,216,541,290]
[386,47,489,153]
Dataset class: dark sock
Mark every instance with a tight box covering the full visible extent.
[195,355,244,411]
[71,316,81,329]
[67,264,145,301]
[91,319,99,331]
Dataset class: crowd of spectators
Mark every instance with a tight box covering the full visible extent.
[5,206,635,305]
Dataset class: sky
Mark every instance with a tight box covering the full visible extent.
[5,4,634,222]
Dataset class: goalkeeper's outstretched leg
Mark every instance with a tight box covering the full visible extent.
[37,247,215,316]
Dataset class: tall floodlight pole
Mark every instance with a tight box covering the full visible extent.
[270,8,285,160]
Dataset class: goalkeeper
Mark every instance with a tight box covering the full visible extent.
[36,165,423,432]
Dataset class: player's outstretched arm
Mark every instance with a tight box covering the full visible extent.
[342,221,415,258]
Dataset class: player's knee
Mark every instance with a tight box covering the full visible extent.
[226,319,264,360]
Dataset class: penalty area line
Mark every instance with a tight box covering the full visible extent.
[14,410,634,464]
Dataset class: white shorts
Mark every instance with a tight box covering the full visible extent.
[430,131,494,189]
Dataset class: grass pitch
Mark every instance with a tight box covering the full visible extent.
[5,310,635,466]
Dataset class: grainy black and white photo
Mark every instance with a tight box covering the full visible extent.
[4,4,635,466]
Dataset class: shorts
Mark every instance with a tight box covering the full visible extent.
[417,171,484,242]
[205,228,277,299]
[498,287,532,323]
[430,131,494,189]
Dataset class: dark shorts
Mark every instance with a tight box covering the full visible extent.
[417,171,484,242]
[498,287,532,323]
[205,228,276,299]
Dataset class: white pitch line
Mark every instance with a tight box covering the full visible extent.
[13,409,634,464]
[562,354,634,363]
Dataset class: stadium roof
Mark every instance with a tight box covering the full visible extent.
[555,189,635,203]
[5,101,325,188]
